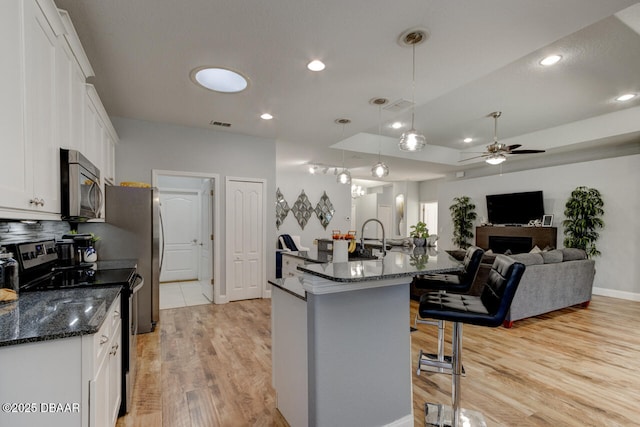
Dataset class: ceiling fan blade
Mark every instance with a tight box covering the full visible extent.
[459,154,487,162]
[506,144,522,151]
[510,149,546,154]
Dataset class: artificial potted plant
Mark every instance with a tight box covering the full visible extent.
[409,221,429,247]
[449,196,477,249]
[563,186,604,258]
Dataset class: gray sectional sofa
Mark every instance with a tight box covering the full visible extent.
[503,248,595,327]
[446,248,595,327]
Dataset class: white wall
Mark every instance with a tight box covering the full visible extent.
[436,154,640,299]
[111,117,277,300]
[275,170,352,258]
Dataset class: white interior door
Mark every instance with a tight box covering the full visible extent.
[226,179,264,301]
[159,190,200,282]
[378,205,392,241]
[200,179,214,300]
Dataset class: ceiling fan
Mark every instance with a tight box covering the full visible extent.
[461,112,546,165]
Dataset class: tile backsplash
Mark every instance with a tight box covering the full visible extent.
[0,220,72,246]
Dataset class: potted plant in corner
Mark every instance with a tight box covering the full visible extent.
[410,221,429,247]
[563,186,604,258]
[449,196,477,249]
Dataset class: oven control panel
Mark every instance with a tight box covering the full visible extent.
[16,240,58,270]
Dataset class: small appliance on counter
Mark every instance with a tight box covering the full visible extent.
[0,252,19,303]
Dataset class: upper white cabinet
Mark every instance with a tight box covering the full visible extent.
[0,0,117,220]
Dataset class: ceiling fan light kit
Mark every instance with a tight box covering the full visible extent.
[486,154,506,165]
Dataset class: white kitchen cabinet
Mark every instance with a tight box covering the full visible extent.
[23,0,62,215]
[0,294,122,427]
[86,84,118,186]
[282,253,306,278]
[0,0,116,220]
[0,0,29,212]
[85,294,122,427]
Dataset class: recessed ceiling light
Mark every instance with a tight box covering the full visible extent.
[191,67,248,93]
[540,55,562,66]
[391,122,403,129]
[463,137,473,143]
[616,93,636,102]
[307,60,326,71]
[260,113,273,120]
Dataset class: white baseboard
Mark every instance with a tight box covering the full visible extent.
[384,414,414,427]
[592,287,640,301]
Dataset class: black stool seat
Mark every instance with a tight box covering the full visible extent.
[414,245,484,293]
[419,255,526,427]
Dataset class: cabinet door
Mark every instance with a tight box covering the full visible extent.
[23,0,60,213]
[0,0,29,210]
[90,353,110,427]
[108,322,122,426]
[83,88,100,166]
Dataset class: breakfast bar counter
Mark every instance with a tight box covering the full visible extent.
[270,251,461,427]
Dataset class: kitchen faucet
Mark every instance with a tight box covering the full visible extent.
[360,218,386,257]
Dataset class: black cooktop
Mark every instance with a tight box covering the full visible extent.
[21,265,136,292]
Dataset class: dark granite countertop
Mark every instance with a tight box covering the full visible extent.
[95,259,138,270]
[268,278,306,301]
[0,287,121,347]
[298,250,462,283]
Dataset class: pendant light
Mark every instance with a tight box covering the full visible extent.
[371,100,390,178]
[398,29,428,152]
[335,119,352,185]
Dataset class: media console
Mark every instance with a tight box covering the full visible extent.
[476,226,557,253]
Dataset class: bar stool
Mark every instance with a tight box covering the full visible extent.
[413,246,485,375]
[419,255,525,427]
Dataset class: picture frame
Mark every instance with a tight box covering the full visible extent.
[542,214,554,227]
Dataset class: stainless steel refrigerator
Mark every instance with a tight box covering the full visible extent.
[81,186,162,333]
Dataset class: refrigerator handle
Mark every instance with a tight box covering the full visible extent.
[159,205,165,274]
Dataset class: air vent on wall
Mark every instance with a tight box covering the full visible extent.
[383,98,414,112]
[209,120,231,127]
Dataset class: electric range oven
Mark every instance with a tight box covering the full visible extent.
[8,239,142,416]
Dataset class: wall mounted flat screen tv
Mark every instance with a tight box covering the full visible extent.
[486,191,544,225]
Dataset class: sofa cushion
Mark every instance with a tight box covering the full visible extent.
[561,248,587,261]
[541,249,563,264]
[509,253,544,266]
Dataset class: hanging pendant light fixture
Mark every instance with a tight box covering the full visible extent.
[371,99,390,178]
[335,118,352,185]
[398,29,428,152]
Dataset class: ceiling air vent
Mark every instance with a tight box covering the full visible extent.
[209,120,231,127]
[383,98,414,112]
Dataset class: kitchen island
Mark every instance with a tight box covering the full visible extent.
[270,251,461,427]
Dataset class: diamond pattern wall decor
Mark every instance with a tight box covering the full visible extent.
[314,191,335,229]
[291,190,313,229]
[275,187,290,230]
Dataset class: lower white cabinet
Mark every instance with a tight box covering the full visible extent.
[0,295,122,427]
[282,253,306,278]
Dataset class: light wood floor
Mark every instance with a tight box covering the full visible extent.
[117,295,640,427]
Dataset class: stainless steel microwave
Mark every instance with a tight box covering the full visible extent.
[60,149,104,221]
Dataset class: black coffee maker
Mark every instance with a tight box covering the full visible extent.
[57,234,93,266]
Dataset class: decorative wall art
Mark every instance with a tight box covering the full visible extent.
[314,191,335,229]
[395,194,405,235]
[275,188,290,230]
[291,190,314,230]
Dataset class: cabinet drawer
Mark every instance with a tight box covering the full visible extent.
[93,294,120,365]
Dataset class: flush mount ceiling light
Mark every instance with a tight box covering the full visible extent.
[335,118,352,185]
[307,60,326,71]
[616,93,636,102]
[370,99,390,178]
[540,54,562,66]
[191,67,248,93]
[260,113,273,120]
[398,29,428,152]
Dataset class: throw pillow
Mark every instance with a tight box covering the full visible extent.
[509,253,544,265]
[530,245,542,254]
[541,249,563,264]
